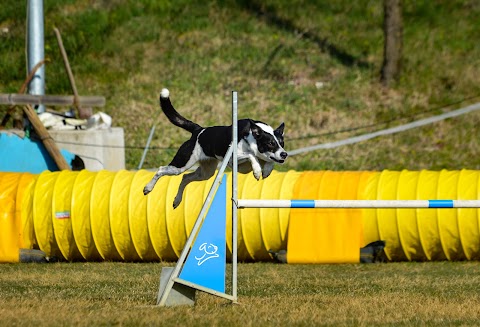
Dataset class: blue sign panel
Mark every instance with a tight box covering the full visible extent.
[179,175,227,293]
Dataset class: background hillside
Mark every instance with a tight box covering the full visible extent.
[1,0,480,171]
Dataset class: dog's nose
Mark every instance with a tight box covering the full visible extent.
[280,152,288,159]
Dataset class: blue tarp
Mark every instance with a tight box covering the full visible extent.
[0,132,74,173]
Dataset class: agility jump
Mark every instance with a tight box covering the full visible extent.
[156,91,480,307]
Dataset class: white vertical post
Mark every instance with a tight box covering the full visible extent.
[137,125,156,170]
[27,0,46,113]
[231,91,238,302]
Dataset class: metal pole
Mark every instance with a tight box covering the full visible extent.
[138,125,156,170]
[231,91,238,302]
[27,0,46,113]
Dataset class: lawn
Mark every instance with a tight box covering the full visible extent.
[1,261,479,326]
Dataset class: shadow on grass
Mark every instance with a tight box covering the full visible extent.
[236,0,373,69]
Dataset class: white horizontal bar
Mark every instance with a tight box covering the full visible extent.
[237,199,480,209]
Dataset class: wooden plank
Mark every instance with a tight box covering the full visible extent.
[23,104,71,171]
[54,28,92,119]
[0,94,105,107]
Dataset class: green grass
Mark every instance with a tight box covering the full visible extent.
[1,0,480,171]
[1,262,480,326]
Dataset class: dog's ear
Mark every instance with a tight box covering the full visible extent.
[275,122,285,136]
[249,120,263,139]
[251,125,262,139]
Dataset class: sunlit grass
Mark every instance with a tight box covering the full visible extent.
[0,262,479,326]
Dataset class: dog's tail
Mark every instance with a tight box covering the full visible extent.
[159,88,202,133]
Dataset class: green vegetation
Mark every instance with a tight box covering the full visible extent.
[1,261,479,326]
[1,0,480,170]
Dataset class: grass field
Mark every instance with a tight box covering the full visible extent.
[1,261,480,326]
[1,0,480,170]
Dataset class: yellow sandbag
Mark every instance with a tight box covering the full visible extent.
[224,173,233,259]
[110,170,140,261]
[147,171,176,261]
[278,171,303,246]
[317,171,360,263]
[337,171,367,249]
[416,170,444,260]
[0,173,21,262]
[129,170,159,261]
[90,170,121,260]
[437,170,461,260]
[20,175,37,250]
[376,170,403,261]
[322,171,363,263]
[396,170,423,261]
[360,172,380,246]
[258,171,284,254]
[71,170,101,261]
[230,172,250,261]
[33,171,62,259]
[16,173,35,249]
[241,174,270,261]
[52,170,82,261]
[183,175,206,244]
[287,171,325,263]
[165,174,188,258]
[260,170,302,254]
[287,171,361,263]
[457,169,480,260]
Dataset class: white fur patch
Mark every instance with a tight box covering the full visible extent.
[255,122,274,135]
[161,88,170,98]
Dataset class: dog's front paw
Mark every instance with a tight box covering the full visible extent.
[262,162,274,179]
[253,169,262,180]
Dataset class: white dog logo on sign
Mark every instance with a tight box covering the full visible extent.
[195,242,219,266]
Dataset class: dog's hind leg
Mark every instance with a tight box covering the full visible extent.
[173,159,217,209]
[143,139,199,196]
[143,165,188,196]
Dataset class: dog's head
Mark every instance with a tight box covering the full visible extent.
[249,120,288,164]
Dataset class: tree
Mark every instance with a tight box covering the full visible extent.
[381,0,403,87]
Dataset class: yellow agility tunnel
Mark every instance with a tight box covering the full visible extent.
[1,169,480,263]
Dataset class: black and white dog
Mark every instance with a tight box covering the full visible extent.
[143,88,288,208]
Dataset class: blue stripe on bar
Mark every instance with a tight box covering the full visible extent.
[428,200,454,208]
[291,200,315,208]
